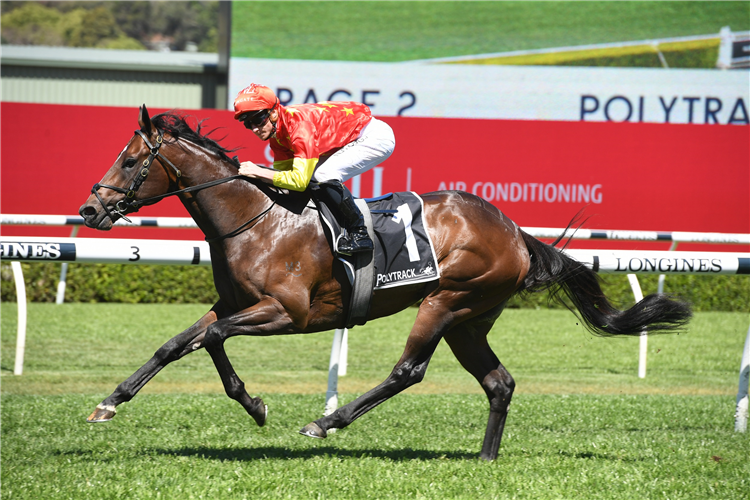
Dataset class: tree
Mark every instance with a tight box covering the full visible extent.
[66,7,119,47]
[1,2,64,46]
[1,1,218,52]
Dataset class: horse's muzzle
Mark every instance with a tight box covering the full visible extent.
[79,202,116,230]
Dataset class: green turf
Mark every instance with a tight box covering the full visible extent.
[2,393,747,499]
[231,1,750,61]
[2,304,748,499]
[1,304,747,396]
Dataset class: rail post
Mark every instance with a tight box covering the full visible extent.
[56,226,79,304]
[736,325,750,432]
[11,262,27,375]
[626,274,649,378]
[324,328,348,419]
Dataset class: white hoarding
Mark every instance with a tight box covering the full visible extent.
[229,58,749,125]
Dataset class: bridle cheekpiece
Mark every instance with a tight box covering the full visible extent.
[89,128,277,242]
[91,129,181,222]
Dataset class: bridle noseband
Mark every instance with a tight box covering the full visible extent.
[91,129,182,223]
[90,128,277,242]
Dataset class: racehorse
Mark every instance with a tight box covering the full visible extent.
[78,106,691,461]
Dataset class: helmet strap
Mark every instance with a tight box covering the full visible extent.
[270,98,280,136]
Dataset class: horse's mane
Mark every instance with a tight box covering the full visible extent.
[152,112,240,168]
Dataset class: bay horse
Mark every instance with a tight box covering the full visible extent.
[78,106,691,461]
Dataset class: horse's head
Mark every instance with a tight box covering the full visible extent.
[79,105,181,230]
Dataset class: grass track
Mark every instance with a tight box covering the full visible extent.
[2,394,747,499]
[231,1,749,61]
[2,305,747,396]
[1,304,748,498]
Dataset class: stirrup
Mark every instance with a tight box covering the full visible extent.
[337,230,373,256]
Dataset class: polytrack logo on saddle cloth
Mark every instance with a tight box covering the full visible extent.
[368,192,440,290]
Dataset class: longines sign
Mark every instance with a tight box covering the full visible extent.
[0,238,211,266]
[1,241,76,261]
[565,250,750,275]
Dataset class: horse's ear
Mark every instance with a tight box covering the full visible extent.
[138,104,152,134]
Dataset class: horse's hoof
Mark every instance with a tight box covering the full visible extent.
[87,404,116,423]
[299,422,327,439]
[245,396,267,427]
[251,404,268,427]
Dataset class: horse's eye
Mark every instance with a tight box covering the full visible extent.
[122,158,137,169]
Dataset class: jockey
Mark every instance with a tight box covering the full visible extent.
[233,84,396,256]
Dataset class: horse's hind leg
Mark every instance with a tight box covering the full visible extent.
[300,306,446,438]
[443,319,514,461]
[86,308,218,422]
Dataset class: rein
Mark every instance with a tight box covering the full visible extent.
[91,128,277,243]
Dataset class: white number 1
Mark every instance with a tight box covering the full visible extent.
[394,204,420,262]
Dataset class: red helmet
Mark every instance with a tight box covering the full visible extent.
[233,84,278,119]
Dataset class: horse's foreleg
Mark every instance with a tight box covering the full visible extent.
[300,305,446,438]
[86,308,218,423]
[202,341,268,426]
[200,298,298,427]
[443,321,514,461]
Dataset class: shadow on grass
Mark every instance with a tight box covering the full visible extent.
[555,450,642,462]
[52,446,645,463]
[154,445,477,462]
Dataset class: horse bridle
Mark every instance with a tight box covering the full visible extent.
[90,128,277,242]
[91,130,182,223]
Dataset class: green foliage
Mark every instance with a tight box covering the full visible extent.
[0,2,65,46]
[2,261,748,312]
[151,0,219,52]
[67,7,119,48]
[0,262,217,304]
[101,1,155,40]
[0,2,144,49]
[107,0,220,52]
[99,35,150,51]
[508,273,750,312]
[0,1,218,52]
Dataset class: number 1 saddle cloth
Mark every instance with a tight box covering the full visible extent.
[315,191,441,327]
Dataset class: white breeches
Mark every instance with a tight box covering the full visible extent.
[312,118,395,183]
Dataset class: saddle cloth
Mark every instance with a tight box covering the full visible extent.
[367,192,440,290]
[316,191,441,327]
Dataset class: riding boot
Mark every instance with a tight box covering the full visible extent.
[316,180,374,256]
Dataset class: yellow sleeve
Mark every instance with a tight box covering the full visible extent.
[272,158,294,171]
[272,157,318,191]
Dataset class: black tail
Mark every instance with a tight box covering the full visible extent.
[518,230,692,337]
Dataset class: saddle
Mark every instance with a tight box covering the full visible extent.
[314,192,440,328]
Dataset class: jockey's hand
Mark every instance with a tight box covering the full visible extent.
[238,162,275,183]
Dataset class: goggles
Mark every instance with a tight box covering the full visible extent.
[239,109,272,130]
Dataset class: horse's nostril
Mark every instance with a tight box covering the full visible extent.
[80,205,97,217]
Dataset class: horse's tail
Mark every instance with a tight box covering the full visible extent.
[518,229,692,337]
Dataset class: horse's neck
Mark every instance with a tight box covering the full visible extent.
[173,142,270,241]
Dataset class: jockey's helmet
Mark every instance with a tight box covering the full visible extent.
[234,84,278,120]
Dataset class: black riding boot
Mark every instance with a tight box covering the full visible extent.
[315,180,373,256]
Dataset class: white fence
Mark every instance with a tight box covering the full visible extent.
[4,213,750,244]
[2,215,748,428]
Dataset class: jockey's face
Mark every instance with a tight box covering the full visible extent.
[247,109,278,141]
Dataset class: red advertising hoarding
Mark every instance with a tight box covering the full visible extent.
[2,102,747,251]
